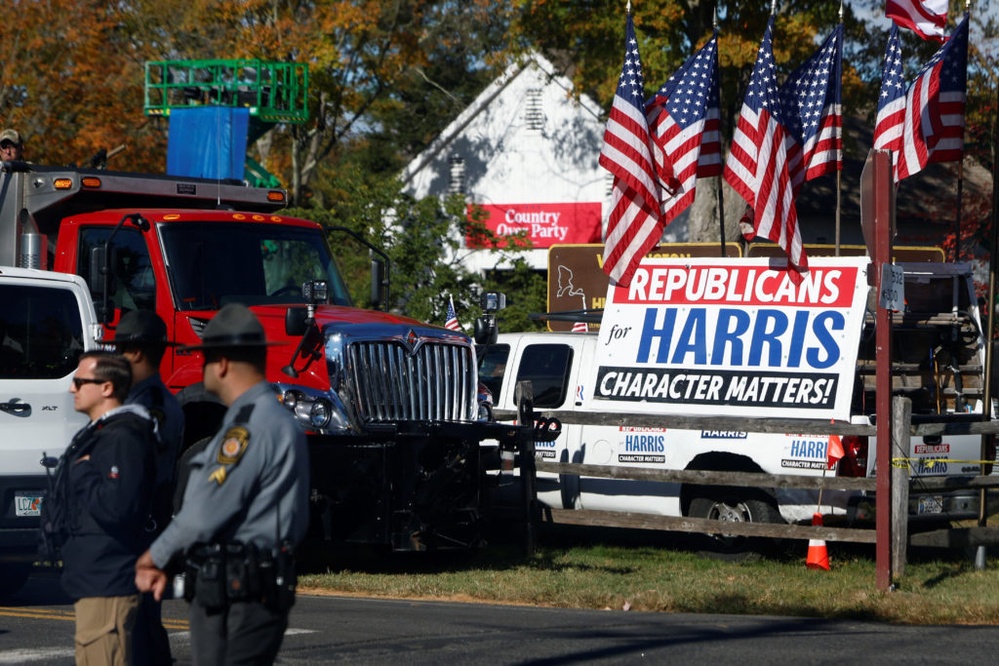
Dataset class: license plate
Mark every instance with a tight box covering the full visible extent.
[14,493,43,517]
[917,495,944,515]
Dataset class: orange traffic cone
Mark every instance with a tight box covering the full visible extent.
[806,512,830,571]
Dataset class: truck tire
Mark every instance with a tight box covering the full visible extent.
[0,564,31,598]
[688,489,783,560]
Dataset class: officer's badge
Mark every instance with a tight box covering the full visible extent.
[209,466,227,485]
[217,426,250,465]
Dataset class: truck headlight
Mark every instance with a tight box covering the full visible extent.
[276,386,346,433]
[310,399,332,428]
[281,390,300,410]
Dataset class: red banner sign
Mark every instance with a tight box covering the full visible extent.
[467,203,602,248]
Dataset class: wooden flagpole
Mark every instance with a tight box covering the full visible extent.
[955,160,964,261]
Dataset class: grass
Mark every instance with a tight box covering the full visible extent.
[297,524,999,625]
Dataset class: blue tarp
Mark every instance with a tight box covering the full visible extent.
[166,107,249,181]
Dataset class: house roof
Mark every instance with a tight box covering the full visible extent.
[400,51,604,188]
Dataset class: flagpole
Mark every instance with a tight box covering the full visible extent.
[955,161,964,261]
[955,3,967,260]
[978,73,999,571]
[835,1,844,256]
[714,7,726,257]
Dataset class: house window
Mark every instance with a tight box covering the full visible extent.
[448,156,466,194]
[525,88,544,131]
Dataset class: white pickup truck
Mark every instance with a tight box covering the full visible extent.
[480,259,994,548]
[0,267,103,596]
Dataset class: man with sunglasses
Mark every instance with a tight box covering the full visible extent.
[43,351,158,665]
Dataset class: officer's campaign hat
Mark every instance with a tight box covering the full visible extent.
[112,309,175,347]
[180,303,282,351]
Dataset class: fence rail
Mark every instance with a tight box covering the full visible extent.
[503,387,999,576]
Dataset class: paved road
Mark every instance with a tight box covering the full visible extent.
[3,571,999,664]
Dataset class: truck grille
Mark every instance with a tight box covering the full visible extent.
[347,341,475,423]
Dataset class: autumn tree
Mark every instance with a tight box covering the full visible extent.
[0,0,165,169]
[5,1,997,327]
[110,0,515,206]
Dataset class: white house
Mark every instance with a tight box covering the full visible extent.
[401,51,615,274]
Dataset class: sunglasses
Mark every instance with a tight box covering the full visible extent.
[71,377,107,389]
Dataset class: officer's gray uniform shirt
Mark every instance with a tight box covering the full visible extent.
[149,381,309,568]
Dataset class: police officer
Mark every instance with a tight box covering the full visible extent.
[134,303,309,665]
[112,310,185,666]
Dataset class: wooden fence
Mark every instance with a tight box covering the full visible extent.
[498,389,999,578]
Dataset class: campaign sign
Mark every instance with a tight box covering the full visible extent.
[590,257,870,420]
[467,203,602,249]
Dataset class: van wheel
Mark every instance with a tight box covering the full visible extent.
[688,490,783,561]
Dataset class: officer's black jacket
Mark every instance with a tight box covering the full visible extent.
[57,406,157,600]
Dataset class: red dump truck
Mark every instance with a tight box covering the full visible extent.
[0,162,544,564]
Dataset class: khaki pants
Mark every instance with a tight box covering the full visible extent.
[74,594,140,666]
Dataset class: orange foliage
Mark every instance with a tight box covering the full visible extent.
[1,0,462,189]
[0,0,166,170]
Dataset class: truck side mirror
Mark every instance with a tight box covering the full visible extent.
[88,246,114,323]
[285,306,309,337]
[474,315,497,345]
[89,247,105,299]
[370,255,387,310]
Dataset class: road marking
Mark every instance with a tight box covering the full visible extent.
[0,607,188,630]
[0,608,74,621]
[285,628,315,636]
[0,647,75,663]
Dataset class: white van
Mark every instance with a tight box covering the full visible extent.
[479,260,993,547]
[0,267,102,596]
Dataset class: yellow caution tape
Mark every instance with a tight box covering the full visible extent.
[891,457,995,468]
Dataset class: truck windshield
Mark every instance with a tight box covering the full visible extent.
[159,222,352,311]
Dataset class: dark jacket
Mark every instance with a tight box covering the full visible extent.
[55,405,157,600]
[127,374,185,537]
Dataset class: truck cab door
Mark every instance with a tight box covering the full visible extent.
[510,340,585,509]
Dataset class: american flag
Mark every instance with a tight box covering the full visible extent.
[873,24,905,154]
[444,296,461,331]
[646,31,721,226]
[893,13,968,182]
[599,14,662,288]
[886,0,947,42]
[723,16,806,272]
[571,321,589,333]
[778,24,843,185]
